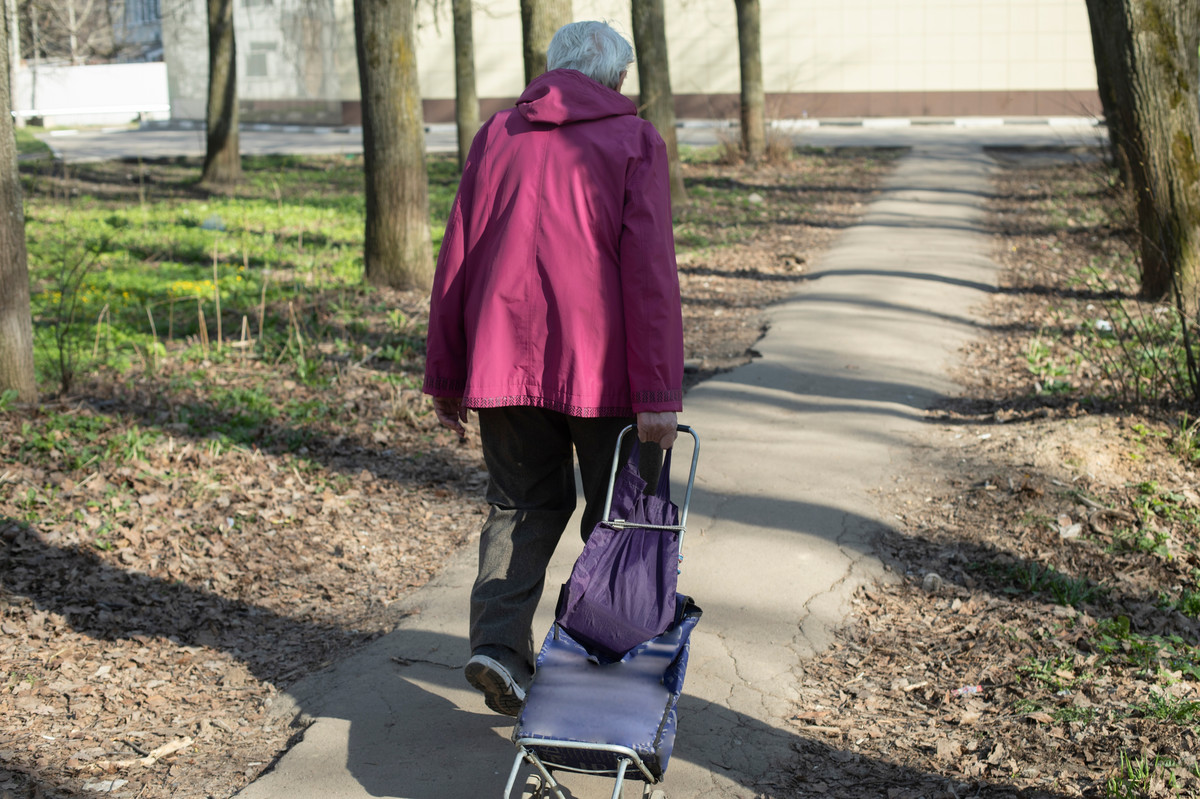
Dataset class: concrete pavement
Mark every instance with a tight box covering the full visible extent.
[34,118,1105,164]
[50,122,1101,798]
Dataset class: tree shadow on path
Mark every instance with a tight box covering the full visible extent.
[2,496,1083,799]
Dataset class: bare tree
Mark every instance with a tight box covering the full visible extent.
[1,14,37,403]
[520,0,569,85]
[631,0,685,205]
[16,0,117,64]
[451,0,478,172]
[1084,0,1200,304]
[734,0,764,164]
[6,0,18,89]
[200,0,240,186]
[353,0,433,289]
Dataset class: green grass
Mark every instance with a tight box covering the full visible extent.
[14,127,52,158]
[1017,653,1085,692]
[1105,751,1198,798]
[1133,692,1200,726]
[20,153,461,393]
[1091,615,1200,680]
[979,559,1107,608]
[1103,480,1200,560]
[1164,586,1200,618]
[1026,335,1076,395]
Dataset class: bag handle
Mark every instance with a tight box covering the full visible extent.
[627,437,673,501]
[602,424,699,531]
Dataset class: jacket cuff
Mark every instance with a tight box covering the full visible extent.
[423,374,467,396]
[631,388,684,414]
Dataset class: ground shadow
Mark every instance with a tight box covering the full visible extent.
[2,505,1086,799]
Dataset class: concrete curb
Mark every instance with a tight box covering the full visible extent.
[130,115,1102,137]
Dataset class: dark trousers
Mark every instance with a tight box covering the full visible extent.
[470,406,659,683]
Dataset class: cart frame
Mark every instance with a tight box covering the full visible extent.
[501,424,700,799]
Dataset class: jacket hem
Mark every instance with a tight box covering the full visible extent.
[464,396,634,418]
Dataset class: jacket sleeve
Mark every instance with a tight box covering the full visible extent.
[423,122,487,397]
[618,125,684,414]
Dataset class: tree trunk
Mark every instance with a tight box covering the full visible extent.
[6,0,19,114]
[201,0,240,186]
[451,0,478,172]
[520,0,570,85]
[1084,4,1129,182]
[1,15,38,403]
[734,0,765,164]
[1084,0,1200,304]
[66,0,78,64]
[353,0,433,290]
[632,0,686,206]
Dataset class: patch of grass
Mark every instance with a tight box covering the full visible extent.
[1074,268,1200,411]
[1026,335,1075,395]
[1110,524,1171,559]
[14,127,52,159]
[1106,480,1200,560]
[1091,615,1200,680]
[1133,691,1200,727]
[1168,587,1200,618]
[20,153,460,393]
[1133,480,1199,527]
[18,412,111,471]
[1017,654,1084,692]
[1170,412,1200,465]
[678,144,723,165]
[1104,751,1194,798]
[984,560,1107,608]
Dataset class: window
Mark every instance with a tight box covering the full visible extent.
[247,41,277,78]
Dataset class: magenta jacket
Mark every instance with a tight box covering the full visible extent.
[423,69,684,418]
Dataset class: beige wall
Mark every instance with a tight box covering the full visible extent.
[415,0,1098,119]
[164,0,1099,123]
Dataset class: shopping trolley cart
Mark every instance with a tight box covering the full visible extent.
[503,425,701,799]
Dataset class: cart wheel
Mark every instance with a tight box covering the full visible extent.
[520,773,546,799]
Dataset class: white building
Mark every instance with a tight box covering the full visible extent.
[160,0,1100,126]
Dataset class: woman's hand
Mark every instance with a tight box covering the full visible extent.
[636,411,678,449]
[432,396,469,436]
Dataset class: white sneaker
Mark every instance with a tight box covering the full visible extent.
[464,654,527,717]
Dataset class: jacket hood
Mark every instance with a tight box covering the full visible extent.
[516,69,637,126]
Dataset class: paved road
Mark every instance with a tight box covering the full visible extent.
[32,120,1104,798]
[35,119,1106,163]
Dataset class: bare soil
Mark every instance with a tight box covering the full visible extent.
[0,148,899,799]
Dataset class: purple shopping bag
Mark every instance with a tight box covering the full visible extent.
[554,441,679,663]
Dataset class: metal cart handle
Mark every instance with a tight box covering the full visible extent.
[600,424,700,537]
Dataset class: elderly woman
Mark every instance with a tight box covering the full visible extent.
[423,20,683,716]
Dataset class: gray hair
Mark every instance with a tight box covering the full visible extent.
[546,21,634,90]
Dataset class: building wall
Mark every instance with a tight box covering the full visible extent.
[162,0,1100,125]
[12,62,171,126]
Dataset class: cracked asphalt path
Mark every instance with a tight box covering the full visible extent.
[234,131,1096,799]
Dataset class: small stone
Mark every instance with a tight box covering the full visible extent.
[922,572,944,593]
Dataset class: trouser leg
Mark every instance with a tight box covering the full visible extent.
[469,408,665,678]
[471,407,575,681]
